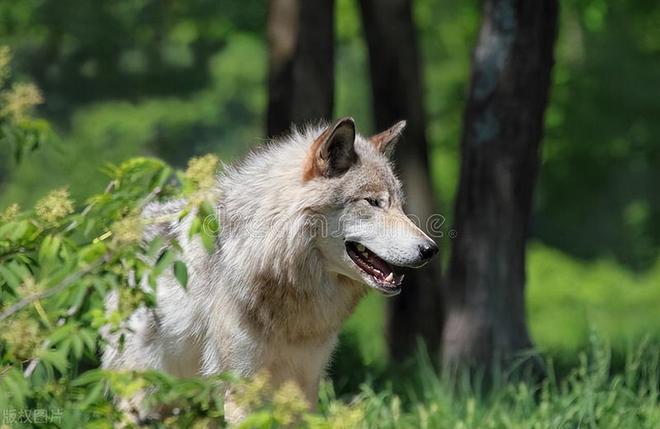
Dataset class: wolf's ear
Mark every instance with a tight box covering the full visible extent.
[369,120,406,157]
[303,117,358,181]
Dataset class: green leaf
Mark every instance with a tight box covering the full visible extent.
[67,283,89,313]
[79,241,107,263]
[38,234,62,264]
[72,369,105,387]
[188,215,202,240]
[7,220,29,242]
[0,221,18,239]
[48,323,76,345]
[237,411,275,429]
[149,165,173,190]
[0,264,20,289]
[71,333,84,359]
[79,380,105,408]
[201,230,216,253]
[1,368,29,408]
[173,260,188,289]
[146,236,165,259]
[38,349,69,373]
[154,248,175,277]
[79,329,97,352]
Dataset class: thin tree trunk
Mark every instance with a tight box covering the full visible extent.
[442,0,559,370]
[266,0,335,138]
[360,0,444,359]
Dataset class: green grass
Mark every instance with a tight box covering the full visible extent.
[319,338,659,428]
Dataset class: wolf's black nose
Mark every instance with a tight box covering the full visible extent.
[419,242,439,260]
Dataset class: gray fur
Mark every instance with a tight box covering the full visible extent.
[102,119,437,421]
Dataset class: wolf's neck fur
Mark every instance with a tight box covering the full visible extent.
[215,126,365,344]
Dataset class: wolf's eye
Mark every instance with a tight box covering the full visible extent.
[365,198,382,208]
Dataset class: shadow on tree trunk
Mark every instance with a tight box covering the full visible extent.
[267,0,335,138]
[359,0,445,360]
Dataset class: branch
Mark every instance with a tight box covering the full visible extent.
[2,185,164,322]
[0,256,106,322]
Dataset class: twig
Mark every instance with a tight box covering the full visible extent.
[65,181,116,233]
[23,339,50,377]
[137,186,162,210]
[2,184,164,322]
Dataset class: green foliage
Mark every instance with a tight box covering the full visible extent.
[0,34,265,207]
[0,150,224,425]
[537,0,660,269]
[0,0,265,118]
[527,244,660,362]
[0,46,50,165]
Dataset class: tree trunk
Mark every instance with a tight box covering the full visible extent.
[442,0,559,370]
[359,0,444,359]
[266,0,335,138]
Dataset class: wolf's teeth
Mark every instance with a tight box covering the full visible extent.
[356,244,366,252]
[385,273,394,282]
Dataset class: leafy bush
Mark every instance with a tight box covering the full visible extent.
[0,152,227,426]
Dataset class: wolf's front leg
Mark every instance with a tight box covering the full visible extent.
[201,331,263,423]
[223,370,321,424]
[220,366,320,424]
[202,334,337,423]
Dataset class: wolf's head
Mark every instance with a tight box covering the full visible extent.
[303,117,438,296]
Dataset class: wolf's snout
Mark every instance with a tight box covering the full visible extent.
[418,241,439,261]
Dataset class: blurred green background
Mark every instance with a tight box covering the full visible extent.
[1,0,659,371]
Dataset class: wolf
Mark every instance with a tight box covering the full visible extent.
[102,117,438,421]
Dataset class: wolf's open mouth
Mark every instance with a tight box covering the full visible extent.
[345,241,404,290]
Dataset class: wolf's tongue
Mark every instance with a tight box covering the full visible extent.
[365,250,392,276]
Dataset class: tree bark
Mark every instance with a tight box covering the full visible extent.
[442,0,558,370]
[266,0,335,138]
[359,0,444,359]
